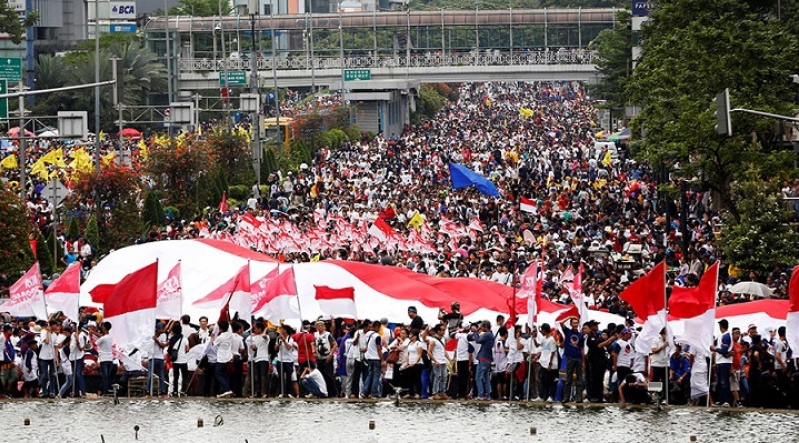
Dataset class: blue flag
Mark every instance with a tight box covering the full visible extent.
[448,163,499,197]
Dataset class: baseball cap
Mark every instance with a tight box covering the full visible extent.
[621,327,632,334]
[408,306,418,313]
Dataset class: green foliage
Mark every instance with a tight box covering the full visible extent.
[84,215,100,255]
[164,206,181,222]
[205,129,254,185]
[67,217,81,241]
[719,173,799,276]
[326,129,349,151]
[626,0,799,221]
[143,190,164,229]
[169,0,232,16]
[0,3,38,45]
[590,10,632,108]
[36,232,54,277]
[411,84,446,125]
[46,230,64,274]
[0,183,34,279]
[344,125,362,143]
[228,184,250,200]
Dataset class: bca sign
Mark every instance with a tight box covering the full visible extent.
[110,1,137,19]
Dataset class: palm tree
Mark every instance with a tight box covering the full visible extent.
[108,41,168,105]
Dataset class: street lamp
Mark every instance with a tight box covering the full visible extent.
[248,0,261,185]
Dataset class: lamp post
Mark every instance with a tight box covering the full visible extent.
[270,0,279,142]
[248,0,261,184]
[309,1,315,97]
[164,0,173,106]
[338,3,345,104]
[94,0,100,172]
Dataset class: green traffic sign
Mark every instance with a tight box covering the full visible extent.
[0,57,21,82]
[219,71,248,86]
[344,69,371,81]
[0,80,7,120]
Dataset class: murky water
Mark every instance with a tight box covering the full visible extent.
[0,400,794,443]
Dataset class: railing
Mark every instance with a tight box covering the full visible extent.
[177,50,599,73]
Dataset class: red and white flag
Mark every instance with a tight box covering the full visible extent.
[0,262,47,320]
[566,262,589,325]
[619,261,667,354]
[45,262,81,322]
[193,263,250,312]
[315,285,357,319]
[103,261,158,351]
[156,262,183,320]
[468,217,484,232]
[228,262,252,322]
[669,261,719,357]
[367,217,395,242]
[520,197,537,214]
[218,191,229,212]
[785,264,799,354]
[256,267,300,323]
[519,262,539,327]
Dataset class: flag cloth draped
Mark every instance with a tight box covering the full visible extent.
[669,261,719,357]
[448,163,499,197]
[566,262,589,325]
[315,285,358,319]
[618,261,667,354]
[520,263,539,327]
[44,262,81,321]
[0,262,47,320]
[368,217,395,242]
[103,261,158,351]
[156,261,183,320]
[786,264,799,354]
[519,197,537,214]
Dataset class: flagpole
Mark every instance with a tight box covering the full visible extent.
[292,264,313,373]
[248,260,255,399]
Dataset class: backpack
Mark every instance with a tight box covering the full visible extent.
[167,337,181,361]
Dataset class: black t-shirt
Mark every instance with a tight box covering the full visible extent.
[410,316,424,331]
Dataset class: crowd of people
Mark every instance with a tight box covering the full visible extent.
[2,81,797,407]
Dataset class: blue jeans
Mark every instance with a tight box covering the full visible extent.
[476,361,491,399]
[59,373,73,398]
[432,364,447,395]
[361,359,381,397]
[74,359,86,396]
[100,361,114,394]
[148,359,166,395]
[301,377,327,398]
[39,359,56,397]
[716,363,732,404]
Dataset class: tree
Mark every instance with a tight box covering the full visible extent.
[143,190,164,229]
[84,215,100,258]
[719,171,799,276]
[590,9,633,108]
[67,216,81,241]
[144,140,217,218]
[169,0,232,16]
[0,3,37,45]
[626,0,799,222]
[0,182,34,278]
[36,231,54,277]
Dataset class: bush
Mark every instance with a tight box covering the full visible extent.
[228,184,250,200]
[84,215,100,254]
[0,183,35,278]
[344,125,361,143]
[327,129,349,151]
[36,232,55,277]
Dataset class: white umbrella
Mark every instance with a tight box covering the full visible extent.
[729,281,773,298]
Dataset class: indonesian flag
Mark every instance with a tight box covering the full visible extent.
[315,285,357,319]
[520,262,539,327]
[520,197,537,214]
[0,262,47,320]
[785,264,799,354]
[255,267,300,323]
[218,191,229,212]
[228,262,252,322]
[156,262,183,320]
[45,262,81,321]
[239,212,262,230]
[368,217,395,242]
[619,261,667,354]
[566,262,589,325]
[669,261,719,357]
[468,217,484,232]
[103,261,158,351]
[193,263,250,312]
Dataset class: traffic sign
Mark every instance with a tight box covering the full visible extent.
[219,71,248,86]
[0,80,7,120]
[344,69,371,81]
[0,58,21,82]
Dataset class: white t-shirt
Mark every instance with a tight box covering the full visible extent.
[253,334,271,363]
[775,340,789,370]
[151,333,167,360]
[614,338,634,368]
[361,331,381,360]
[305,368,327,396]
[173,336,189,364]
[539,335,559,370]
[506,334,524,364]
[453,332,471,362]
[406,340,424,366]
[215,331,235,364]
[493,338,508,372]
[650,336,668,367]
[96,335,114,363]
[38,331,57,360]
[427,335,446,364]
[278,336,297,363]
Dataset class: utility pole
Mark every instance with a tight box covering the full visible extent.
[249,0,261,184]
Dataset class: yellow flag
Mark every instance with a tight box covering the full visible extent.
[0,154,18,169]
[176,132,187,148]
[102,152,116,165]
[197,124,203,136]
[407,211,424,230]
[310,253,321,262]
[30,158,49,179]
[99,131,106,141]
[601,150,612,166]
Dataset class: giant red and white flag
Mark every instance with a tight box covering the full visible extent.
[566,262,590,325]
[669,261,719,357]
[619,261,667,354]
[519,262,539,327]
[315,285,357,319]
[367,217,395,242]
[0,262,47,320]
[45,262,81,321]
[786,264,799,354]
[156,262,183,320]
[255,267,300,323]
[103,261,158,351]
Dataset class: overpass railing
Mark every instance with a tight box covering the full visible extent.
[177,50,599,73]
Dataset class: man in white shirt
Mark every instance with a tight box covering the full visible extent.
[358,320,383,399]
[148,322,168,397]
[450,323,474,399]
[96,322,114,395]
[249,321,271,398]
[650,328,669,387]
[525,325,542,401]
[300,366,328,398]
[38,320,60,398]
[212,320,235,398]
[427,324,449,400]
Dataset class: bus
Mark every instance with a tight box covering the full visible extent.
[263,117,293,148]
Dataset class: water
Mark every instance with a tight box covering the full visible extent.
[1,400,795,443]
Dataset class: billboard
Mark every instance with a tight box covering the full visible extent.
[110,1,137,19]
[632,0,652,16]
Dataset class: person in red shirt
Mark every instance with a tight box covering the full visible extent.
[293,320,317,372]
[730,327,743,407]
